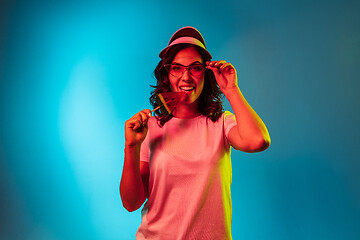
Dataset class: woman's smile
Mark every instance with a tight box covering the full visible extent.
[179,85,195,93]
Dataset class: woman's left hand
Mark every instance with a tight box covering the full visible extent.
[206,60,238,95]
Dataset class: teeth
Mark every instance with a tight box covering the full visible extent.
[179,86,195,91]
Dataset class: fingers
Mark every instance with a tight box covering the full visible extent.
[126,109,152,130]
[206,60,226,68]
[206,60,235,73]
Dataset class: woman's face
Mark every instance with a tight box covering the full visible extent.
[168,47,205,105]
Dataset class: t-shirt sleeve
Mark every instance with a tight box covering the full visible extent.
[223,111,237,138]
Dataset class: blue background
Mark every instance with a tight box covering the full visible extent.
[1,0,359,239]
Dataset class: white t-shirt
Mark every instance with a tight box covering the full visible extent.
[136,111,237,240]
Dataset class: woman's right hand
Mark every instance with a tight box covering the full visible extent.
[125,109,152,147]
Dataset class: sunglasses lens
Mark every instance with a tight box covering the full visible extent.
[165,64,204,77]
[190,65,204,76]
[169,65,185,77]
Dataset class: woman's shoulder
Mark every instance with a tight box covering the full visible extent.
[222,110,234,117]
[209,111,234,123]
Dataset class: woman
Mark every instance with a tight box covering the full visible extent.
[120,26,270,239]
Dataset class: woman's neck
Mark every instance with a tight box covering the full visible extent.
[172,101,201,119]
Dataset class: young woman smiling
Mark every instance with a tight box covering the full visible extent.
[120,26,271,240]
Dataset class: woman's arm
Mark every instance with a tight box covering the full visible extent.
[206,61,270,152]
[120,109,151,212]
[225,87,270,152]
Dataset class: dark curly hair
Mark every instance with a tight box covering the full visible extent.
[150,44,224,127]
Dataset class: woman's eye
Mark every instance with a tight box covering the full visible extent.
[171,66,181,71]
[192,65,203,71]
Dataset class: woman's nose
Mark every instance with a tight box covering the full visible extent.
[181,68,191,81]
